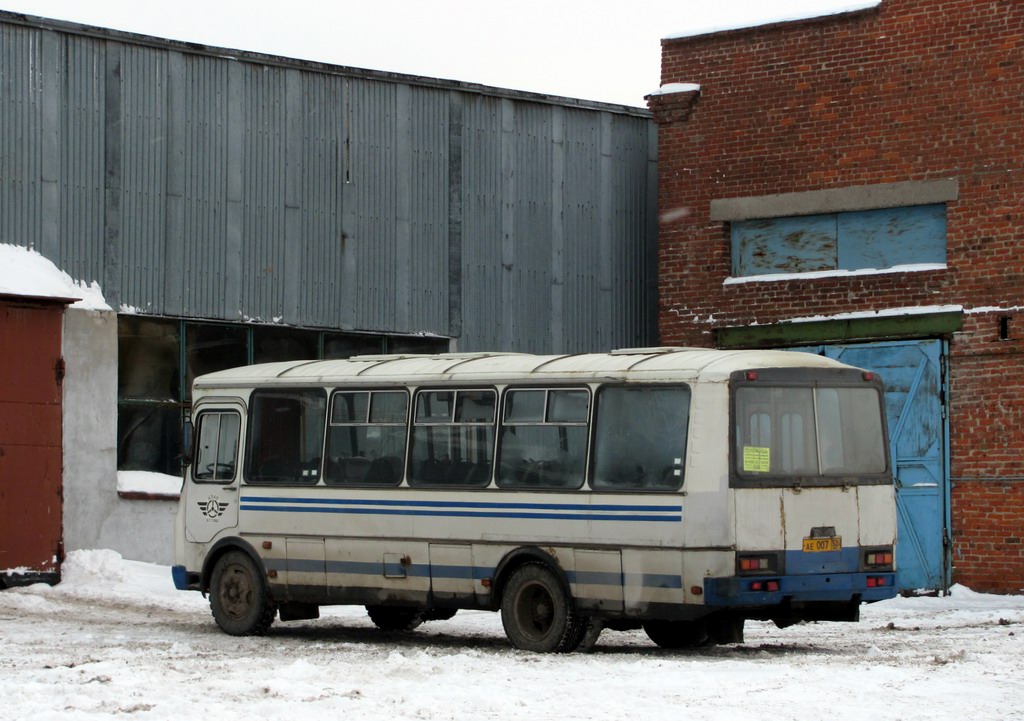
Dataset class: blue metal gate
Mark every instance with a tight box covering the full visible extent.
[793,340,950,592]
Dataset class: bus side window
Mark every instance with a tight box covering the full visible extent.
[324,390,408,486]
[497,388,588,490]
[246,389,326,486]
[591,385,690,491]
[193,411,240,482]
[409,389,495,487]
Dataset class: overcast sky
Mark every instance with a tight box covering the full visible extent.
[0,0,878,106]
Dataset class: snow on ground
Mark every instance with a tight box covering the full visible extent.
[2,550,1022,721]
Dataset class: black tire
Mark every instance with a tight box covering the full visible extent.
[500,563,580,653]
[209,551,277,636]
[366,605,425,632]
[642,619,710,649]
[424,607,458,622]
[574,618,604,653]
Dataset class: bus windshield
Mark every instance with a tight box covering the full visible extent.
[734,384,887,484]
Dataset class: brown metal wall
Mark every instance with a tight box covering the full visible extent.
[0,298,65,586]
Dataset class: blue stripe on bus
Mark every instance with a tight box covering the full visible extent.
[239,503,680,522]
[240,496,681,513]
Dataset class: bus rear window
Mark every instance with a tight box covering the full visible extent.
[734,385,886,484]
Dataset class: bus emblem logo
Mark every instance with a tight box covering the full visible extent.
[199,498,230,519]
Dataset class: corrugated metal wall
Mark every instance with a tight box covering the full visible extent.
[0,15,658,352]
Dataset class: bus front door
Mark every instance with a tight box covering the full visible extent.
[184,405,243,544]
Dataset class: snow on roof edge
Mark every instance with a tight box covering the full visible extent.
[663,0,883,41]
[0,243,111,310]
[647,82,701,97]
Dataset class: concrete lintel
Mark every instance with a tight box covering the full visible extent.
[710,179,959,221]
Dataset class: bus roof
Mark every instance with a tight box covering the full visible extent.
[192,347,856,389]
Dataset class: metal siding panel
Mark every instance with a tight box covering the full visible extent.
[1,25,44,255]
[550,106,565,353]
[346,78,399,330]
[38,30,61,259]
[298,71,344,328]
[241,63,287,322]
[610,116,656,348]
[447,92,464,340]
[60,36,106,287]
[499,98,515,348]
[283,69,304,323]
[162,51,186,316]
[181,54,230,319]
[459,95,503,351]
[513,102,553,354]
[102,43,123,309]
[562,110,602,351]
[118,44,167,314]
[394,84,413,330]
[409,86,449,334]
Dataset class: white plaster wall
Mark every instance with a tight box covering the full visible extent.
[62,310,177,564]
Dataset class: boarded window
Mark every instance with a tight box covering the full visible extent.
[732,204,946,277]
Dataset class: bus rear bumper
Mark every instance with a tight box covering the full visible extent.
[704,572,898,608]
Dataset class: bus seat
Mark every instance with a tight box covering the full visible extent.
[366,456,401,484]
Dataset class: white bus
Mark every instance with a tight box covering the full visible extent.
[172,348,897,652]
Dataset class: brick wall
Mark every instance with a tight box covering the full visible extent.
[655,0,1024,591]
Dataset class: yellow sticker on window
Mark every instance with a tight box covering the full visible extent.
[743,446,771,473]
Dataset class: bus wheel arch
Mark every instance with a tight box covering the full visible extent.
[200,537,266,594]
[491,547,571,610]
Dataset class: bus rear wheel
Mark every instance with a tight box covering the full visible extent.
[500,563,581,653]
[642,620,710,649]
[209,551,277,636]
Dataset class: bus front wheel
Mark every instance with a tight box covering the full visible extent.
[209,551,277,636]
[500,563,580,652]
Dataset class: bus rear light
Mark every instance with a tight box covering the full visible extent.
[862,372,875,381]
[745,371,758,381]
[863,548,895,570]
[766,580,780,592]
[749,579,780,592]
[737,552,781,575]
[866,576,889,588]
[740,557,768,571]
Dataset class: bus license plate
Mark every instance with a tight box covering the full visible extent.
[802,536,842,553]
